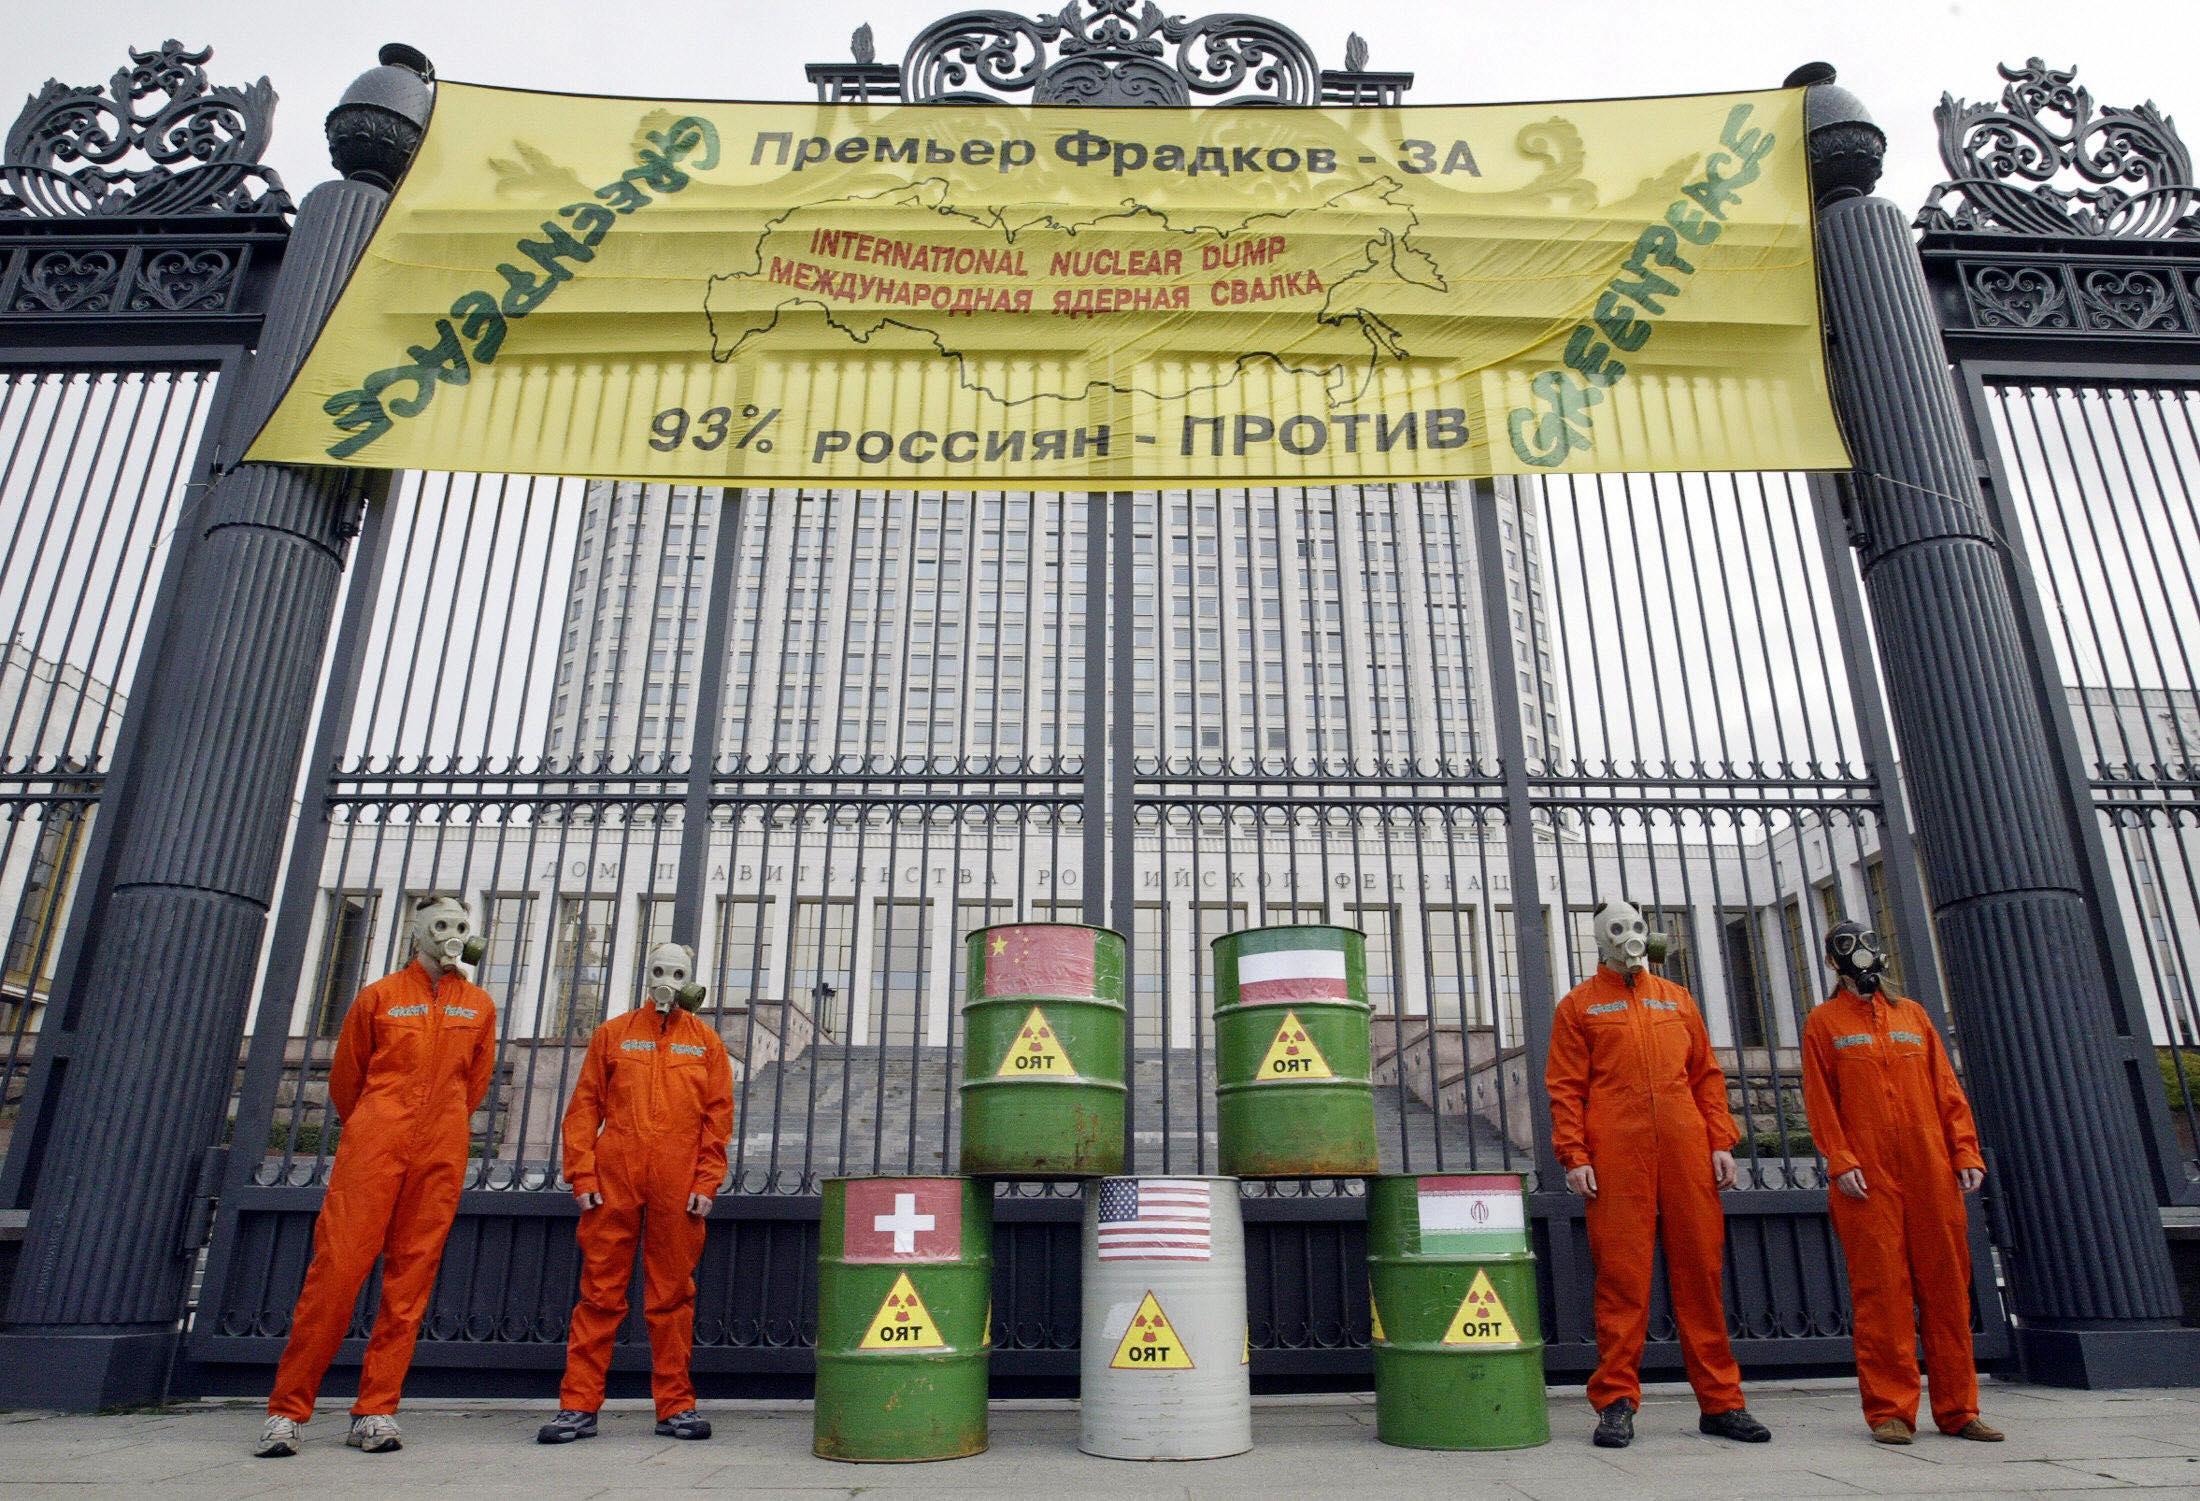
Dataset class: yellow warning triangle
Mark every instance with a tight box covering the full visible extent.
[1253,1010,1332,1081]
[995,1005,1076,1077]
[1442,1267,1520,1347]
[1109,1290,1196,1370]
[983,1300,993,1348]
[859,1272,947,1351]
[1371,1293,1386,1344]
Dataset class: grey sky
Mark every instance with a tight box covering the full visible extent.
[2,1,2191,219]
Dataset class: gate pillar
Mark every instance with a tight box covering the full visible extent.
[0,48,430,1411]
[1798,63,2198,1386]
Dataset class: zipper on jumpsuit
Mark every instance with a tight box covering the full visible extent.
[1627,974,1662,1172]
[421,968,446,1149]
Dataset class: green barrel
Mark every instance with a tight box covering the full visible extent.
[1212,925,1378,1177]
[815,1176,992,1462]
[1367,1173,1549,1450]
[959,922,1127,1177]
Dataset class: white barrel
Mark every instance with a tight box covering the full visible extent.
[1078,1175,1252,1460]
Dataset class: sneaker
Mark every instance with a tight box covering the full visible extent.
[346,1413,403,1453]
[537,1409,599,1445]
[654,1408,712,1440]
[1593,1398,1636,1448]
[1949,1418,2004,1442]
[253,1415,300,1458]
[1871,1417,1916,1445]
[1699,1407,1772,1443]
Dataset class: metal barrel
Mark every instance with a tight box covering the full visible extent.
[1078,1175,1252,1460]
[814,1176,992,1462]
[959,922,1127,1177]
[1211,925,1379,1177]
[1367,1172,1549,1450]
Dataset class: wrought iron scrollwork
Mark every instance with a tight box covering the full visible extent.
[1917,58,2199,238]
[902,0,1322,106]
[0,40,291,219]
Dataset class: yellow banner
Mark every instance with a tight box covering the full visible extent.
[246,84,1850,487]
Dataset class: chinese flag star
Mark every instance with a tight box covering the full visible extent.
[982,925,1097,997]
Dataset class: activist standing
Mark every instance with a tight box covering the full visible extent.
[256,897,497,1457]
[1546,898,1770,1449]
[1800,921,2004,1445]
[538,943,732,1444]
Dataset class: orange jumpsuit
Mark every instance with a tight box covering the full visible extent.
[1547,966,1746,1414]
[559,1004,733,1419]
[268,959,497,1420]
[1800,988,1985,1433]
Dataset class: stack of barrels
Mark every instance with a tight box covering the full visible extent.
[812,919,1545,1464]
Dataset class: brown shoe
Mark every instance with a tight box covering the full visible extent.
[1871,1418,1915,1445]
[1949,1419,2004,1442]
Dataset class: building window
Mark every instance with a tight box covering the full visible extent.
[307,890,379,1039]
[3,800,87,1007]
[1424,907,1481,1023]
[1863,859,1907,991]
[1348,903,1399,1013]
[790,898,855,1037]
[1722,910,1772,1050]
[869,899,931,1047]
[550,896,616,1037]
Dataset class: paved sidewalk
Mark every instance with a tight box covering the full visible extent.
[3,1381,2198,1497]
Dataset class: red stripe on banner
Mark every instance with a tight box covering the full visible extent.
[1418,1174,1522,1196]
[1237,976,1353,1004]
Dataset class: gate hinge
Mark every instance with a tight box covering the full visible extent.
[181,1144,229,1253]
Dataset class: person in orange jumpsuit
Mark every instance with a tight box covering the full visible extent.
[1801,920,2003,1446]
[538,941,733,1444]
[255,896,497,1458]
[1546,898,1770,1449]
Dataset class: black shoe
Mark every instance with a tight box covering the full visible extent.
[655,1409,712,1440]
[536,1409,598,1445]
[1593,1399,1636,1448]
[1700,1407,1771,1443]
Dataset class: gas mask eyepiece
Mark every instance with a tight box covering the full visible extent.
[1825,920,1886,995]
[645,941,704,1013]
[410,896,478,973]
[1594,898,1650,975]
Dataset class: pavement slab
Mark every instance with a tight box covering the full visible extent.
[2,1380,2197,1497]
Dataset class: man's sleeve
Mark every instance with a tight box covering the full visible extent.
[466,993,499,1112]
[328,986,375,1121]
[1922,1006,1987,1173]
[694,1037,735,1198]
[1545,997,1591,1170]
[561,1028,610,1195]
[1799,1011,1861,1181]
[1682,991,1742,1151]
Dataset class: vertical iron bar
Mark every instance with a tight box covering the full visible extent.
[1082,491,1107,922]
[674,488,745,946]
[1111,490,1138,1170]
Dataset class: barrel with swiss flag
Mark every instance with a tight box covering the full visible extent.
[958,922,1127,1177]
[1211,924,1379,1177]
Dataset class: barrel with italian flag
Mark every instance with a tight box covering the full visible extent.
[1211,924,1378,1178]
[958,922,1127,1178]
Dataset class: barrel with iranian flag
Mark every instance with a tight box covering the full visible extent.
[958,922,1127,1177]
[1366,1172,1548,1450]
[1211,924,1378,1177]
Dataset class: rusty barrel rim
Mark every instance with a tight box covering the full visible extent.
[815,1176,992,1462]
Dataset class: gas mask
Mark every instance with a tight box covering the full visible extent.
[1826,920,1887,996]
[644,941,706,1013]
[410,896,484,973]
[1594,898,1650,975]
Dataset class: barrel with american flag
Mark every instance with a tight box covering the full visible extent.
[958,922,1127,1177]
[1211,925,1378,1177]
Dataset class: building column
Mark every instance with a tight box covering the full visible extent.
[1798,64,2198,1385]
[0,48,432,1410]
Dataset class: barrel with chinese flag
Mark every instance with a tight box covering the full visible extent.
[815,1176,993,1461]
[959,922,1127,1177]
[1367,1172,1548,1450]
[1211,924,1378,1177]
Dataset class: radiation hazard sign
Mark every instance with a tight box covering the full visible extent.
[1109,1290,1195,1370]
[1443,1268,1520,1347]
[859,1272,947,1351]
[1254,1010,1332,1080]
[995,1006,1076,1077]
